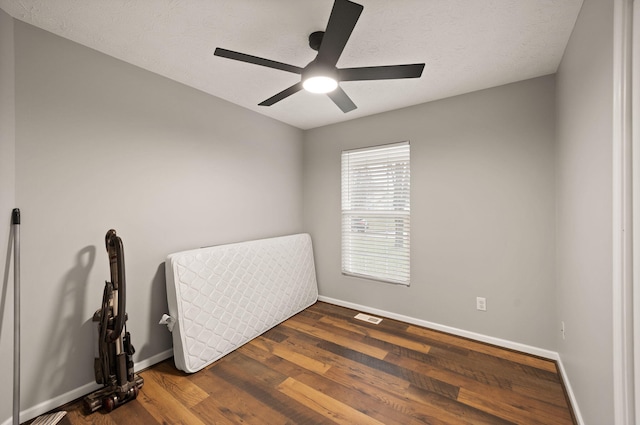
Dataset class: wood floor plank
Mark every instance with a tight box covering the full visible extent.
[282,315,389,360]
[317,339,460,399]
[387,348,514,396]
[309,303,410,334]
[243,332,461,425]
[192,383,278,425]
[406,324,558,373]
[101,397,159,425]
[57,405,119,425]
[318,314,433,354]
[387,348,574,425]
[457,387,574,425]
[34,302,576,425]
[285,367,412,425]
[196,363,285,425]
[386,347,513,390]
[213,362,298,425]
[316,361,502,425]
[428,345,570,407]
[135,368,208,425]
[277,377,387,425]
[196,350,338,425]
[246,330,413,400]
[403,384,516,425]
[249,333,333,374]
[142,365,209,409]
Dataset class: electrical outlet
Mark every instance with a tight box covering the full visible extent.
[476,297,487,311]
[561,321,565,340]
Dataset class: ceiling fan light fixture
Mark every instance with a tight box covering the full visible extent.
[302,62,338,93]
[303,75,338,93]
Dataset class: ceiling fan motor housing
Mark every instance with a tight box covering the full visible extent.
[309,31,325,51]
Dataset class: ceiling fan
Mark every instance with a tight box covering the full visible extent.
[213,0,425,113]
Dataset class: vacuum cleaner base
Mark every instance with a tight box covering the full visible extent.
[83,374,144,413]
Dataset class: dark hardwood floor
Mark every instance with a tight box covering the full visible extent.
[40,302,576,424]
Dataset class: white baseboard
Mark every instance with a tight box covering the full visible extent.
[318,295,584,424]
[318,295,558,359]
[135,348,173,372]
[2,349,173,425]
[555,356,585,425]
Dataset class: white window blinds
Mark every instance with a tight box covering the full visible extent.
[341,141,410,285]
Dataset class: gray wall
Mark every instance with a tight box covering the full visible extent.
[303,75,557,350]
[3,20,304,420]
[0,7,16,425]
[555,0,614,423]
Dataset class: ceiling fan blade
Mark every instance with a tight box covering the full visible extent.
[259,82,304,106]
[338,63,425,81]
[316,0,363,66]
[327,86,357,113]
[214,48,303,74]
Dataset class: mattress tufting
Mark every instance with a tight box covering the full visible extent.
[163,233,318,373]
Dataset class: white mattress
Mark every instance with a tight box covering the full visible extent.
[164,233,318,373]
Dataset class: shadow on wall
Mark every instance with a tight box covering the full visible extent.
[29,246,96,404]
[137,262,171,361]
[0,221,15,343]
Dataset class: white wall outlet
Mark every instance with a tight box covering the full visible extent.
[476,297,487,311]
[561,321,565,340]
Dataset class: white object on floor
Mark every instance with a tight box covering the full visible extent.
[30,411,67,425]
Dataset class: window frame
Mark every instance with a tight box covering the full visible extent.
[341,141,410,286]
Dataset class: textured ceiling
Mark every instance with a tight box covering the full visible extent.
[1,0,583,129]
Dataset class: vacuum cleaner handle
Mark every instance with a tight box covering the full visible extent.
[105,229,126,343]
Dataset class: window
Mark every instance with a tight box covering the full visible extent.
[341,141,410,285]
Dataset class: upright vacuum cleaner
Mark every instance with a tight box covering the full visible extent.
[83,229,143,413]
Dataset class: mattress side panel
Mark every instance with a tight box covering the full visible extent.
[164,255,189,372]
